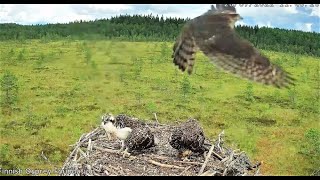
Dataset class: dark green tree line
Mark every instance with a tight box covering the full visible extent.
[0,14,319,56]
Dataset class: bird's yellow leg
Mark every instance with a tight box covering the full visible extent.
[106,133,111,140]
[121,147,131,158]
[118,140,125,153]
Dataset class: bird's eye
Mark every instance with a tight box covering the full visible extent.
[108,117,115,123]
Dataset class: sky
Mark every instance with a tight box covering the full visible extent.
[0,4,319,33]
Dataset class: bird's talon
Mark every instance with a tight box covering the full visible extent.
[122,151,131,158]
[182,157,190,162]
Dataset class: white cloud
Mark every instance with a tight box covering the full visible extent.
[0,4,303,24]
[0,4,318,33]
[145,4,209,19]
[306,6,320,17]
[295,23,313,32]
[236,4,297,18]
[0,4,94,24]
[257,21,273,28]
[235,20,247,26]
[0,4,135,24]
[87,4,132,12]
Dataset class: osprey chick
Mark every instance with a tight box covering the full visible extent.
[169,119,205,159]
[101,113,156,157]
[101,113,117,140]
[124,126,156,153]
[114,114,146,129]
[101,113,132,147]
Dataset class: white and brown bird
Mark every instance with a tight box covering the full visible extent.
[102,114,156,157]
[114,114,146,129]
[123,126,156,155]
[115,114,156,155]
[172,4,295,88]
[169,119,205,159]
[101,114,132,155]
[101,113,117,140]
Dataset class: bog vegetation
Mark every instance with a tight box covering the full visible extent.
[0,15,319,176]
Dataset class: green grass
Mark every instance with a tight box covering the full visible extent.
[0,40,319,175]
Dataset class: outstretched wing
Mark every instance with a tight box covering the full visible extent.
[197,21,294,88]
[172,4,238,75]
[173,4,295,88]
[172,24,198,74]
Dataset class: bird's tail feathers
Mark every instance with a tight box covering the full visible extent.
[172,35,197,74]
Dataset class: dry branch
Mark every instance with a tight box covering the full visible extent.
[198,144,215,175]
[147,159,185,169]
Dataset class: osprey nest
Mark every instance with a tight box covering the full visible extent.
[59,114,262,176]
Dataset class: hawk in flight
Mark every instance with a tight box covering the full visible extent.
[172,4,295,88]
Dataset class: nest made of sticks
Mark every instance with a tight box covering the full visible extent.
[59,116,262,176]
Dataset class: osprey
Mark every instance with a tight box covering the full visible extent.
[101,114,155,157]
[123,126,155,153]
[169,119,205,159]
[115,114,155,155]
[101,114,132,152]
[114,114,146,129]
[172,4,295,88]
[101,113,117,140]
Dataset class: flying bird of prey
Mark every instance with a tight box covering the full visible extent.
[169,119,205,159]
[172,4,295,88]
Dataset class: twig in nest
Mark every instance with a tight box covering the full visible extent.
[78,148,89,160]
[61,144,81,170]
[104,170,109,176]
[148,154,169,160]
[254,167,260,176]
[175,161,203,165]
[221,149,236,176]
[79,133,87,143]
[222,167,228,176]
[73,149,79,162]
[87,139,92,156]
[198,144,215,175]
[93,145,121,155]
[62,127,103,170]
[86,164,93,176]
[147,159,185,169]
[199,170,217,176]
[212,151,223,161]
[221,156,229,163]
[217,130,224,154]
[153,113,159,125]
[149,154,202,165]
[107,165,119,176]
[179,166,192,176]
